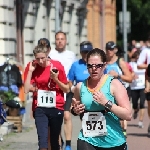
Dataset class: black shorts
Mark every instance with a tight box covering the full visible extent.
[146,92,150,101]
[126,87,131,100]
[77,139,127,150]
[64,92,74,111]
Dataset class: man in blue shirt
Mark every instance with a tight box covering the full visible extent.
[68,41,93,90]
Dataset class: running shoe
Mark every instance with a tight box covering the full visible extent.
[133,111,138,119]
[65,146,72,150]
[138,121,144,128]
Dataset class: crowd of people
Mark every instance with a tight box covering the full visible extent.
[24,32,150,150]
[127,39,150,130]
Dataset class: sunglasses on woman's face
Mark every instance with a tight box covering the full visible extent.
[87,64,105,69]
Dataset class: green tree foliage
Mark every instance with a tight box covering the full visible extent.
[116,0,150,42]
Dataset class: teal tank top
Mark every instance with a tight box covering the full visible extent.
[78,75,126,148]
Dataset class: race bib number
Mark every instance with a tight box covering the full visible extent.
[37,90,56,108]
[134,74,145,87]
[82,112,107,137]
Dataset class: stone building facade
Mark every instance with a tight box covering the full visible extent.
[0,0,116,66]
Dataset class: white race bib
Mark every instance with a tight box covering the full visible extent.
[37,90,56,108]
[132,74,145,87]
[82,112,107,137]
[134,74,145,87]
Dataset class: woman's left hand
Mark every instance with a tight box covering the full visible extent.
[93,91,108,106]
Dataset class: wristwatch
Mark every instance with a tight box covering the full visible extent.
[105,100,113,110]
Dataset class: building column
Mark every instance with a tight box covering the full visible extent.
[93,0,101,48]
[23,0,46,66]
[86,0,94,44]
[0,0,16,63]
[49,0,56,50]
[112,0,116,42]
[61,1,71,50]
[34,0,47,46]
[105,0,113,42]
[16,0,24,64]
[68,3,79,55]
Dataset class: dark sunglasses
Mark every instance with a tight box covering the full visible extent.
[87,64,105,69]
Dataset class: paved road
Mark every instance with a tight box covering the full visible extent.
[0,102,150,150]
[126,106,150,150]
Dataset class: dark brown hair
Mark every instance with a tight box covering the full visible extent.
[86,48,106,62]
[38,38,50,48]
[39,39,48,47]
[132,50,141,58]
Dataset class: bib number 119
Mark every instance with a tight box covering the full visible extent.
[41,96,53,104]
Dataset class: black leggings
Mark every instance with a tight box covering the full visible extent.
[131,89,145,109]
[34,107,64,150]
[77,139,127,150]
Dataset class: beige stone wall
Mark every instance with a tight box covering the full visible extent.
[86,0,116,49]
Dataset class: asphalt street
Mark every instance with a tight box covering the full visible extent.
[0,101,149,150]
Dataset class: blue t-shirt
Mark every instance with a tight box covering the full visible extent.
[67,59,89,85]
[104,62,122,75]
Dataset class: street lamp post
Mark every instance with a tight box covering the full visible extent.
[55,0,60,33]
[122,0,128,62]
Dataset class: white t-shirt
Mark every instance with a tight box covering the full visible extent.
[49,49,76,76]
[129,62,145,90]
[137,48,150,65]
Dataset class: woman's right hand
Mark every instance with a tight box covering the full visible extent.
[72,98,85,115]
[29,61,37,72]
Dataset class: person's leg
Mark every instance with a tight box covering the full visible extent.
[122,120,127,137]
[77,139,97,150]
[49,108,64,150]
[146,92,150,136]
[59,133,64,150]
[147,101,150,118]
[48,127,51,150]
[34,108,49,150]
[64,92,74,150]
[146,92,150,118]
[131,90,139,119]
[138,89,146,128]
[121,87,131,137]
[147,101,150,136]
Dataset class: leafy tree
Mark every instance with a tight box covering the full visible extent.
[116,0,150,42]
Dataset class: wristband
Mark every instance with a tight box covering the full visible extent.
[71,107,78,116]
[105,100,113,110]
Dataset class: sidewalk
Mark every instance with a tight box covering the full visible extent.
[0,116,80,150]
[0,100,81,150]
[0,100,38,150]
[0,108,150,150]
[0,126,38,150]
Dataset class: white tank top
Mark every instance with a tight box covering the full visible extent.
[129,62,145,90]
